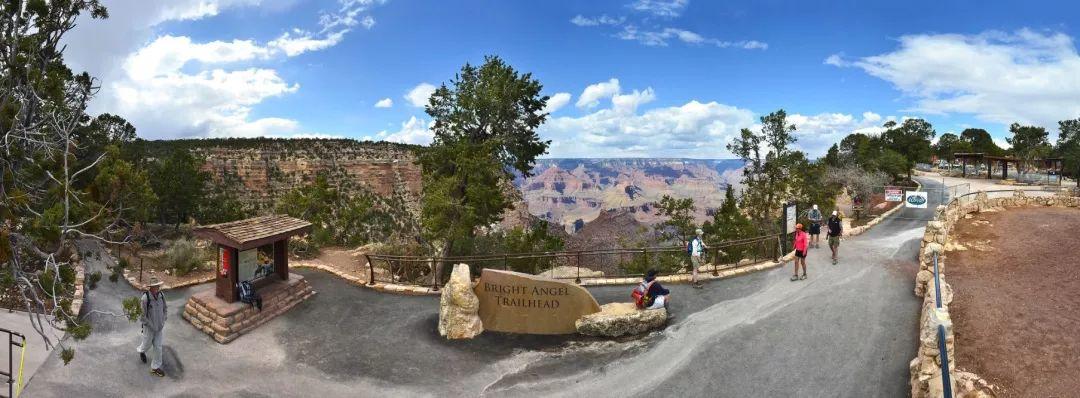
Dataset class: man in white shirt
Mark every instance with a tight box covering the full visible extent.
[690,228,708,289]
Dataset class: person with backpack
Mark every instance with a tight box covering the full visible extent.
[688,228,708,289]
[826,210,843,265]
[807,204,823,248]
[633,269,671,310]
[137,278,167,377]
[791,223,809,281]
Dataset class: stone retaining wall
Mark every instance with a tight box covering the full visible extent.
[909,190,1080,398]
[182,274,315,344]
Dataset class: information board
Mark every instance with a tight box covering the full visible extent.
[885,187,904,202]
[785,203,797,234]
[905,191,929,209]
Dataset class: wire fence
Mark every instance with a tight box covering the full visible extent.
[363,234,784,289]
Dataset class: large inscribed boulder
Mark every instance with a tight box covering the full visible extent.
[474,269,601,335]
[438,264,483,339]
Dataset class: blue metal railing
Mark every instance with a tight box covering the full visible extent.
[932,252,953,398]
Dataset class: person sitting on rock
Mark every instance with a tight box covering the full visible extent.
[642,269,671,310]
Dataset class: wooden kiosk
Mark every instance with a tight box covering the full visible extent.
[183,215,316,344]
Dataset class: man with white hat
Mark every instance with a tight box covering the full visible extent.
[137,277,167,377]
[689,228,708,289]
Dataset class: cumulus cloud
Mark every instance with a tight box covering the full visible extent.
[612,88,656,113]
[628,0,688,18]
[570,14,624,27]
[374,116,434,145]
[834,29,1080,134]
[374,98,393,108]
[785,112,893,155]
[63,0,382,139]
[617,26,767,49]
[543,92,572,114]
[405,83,437,108]
[576,78,622,108]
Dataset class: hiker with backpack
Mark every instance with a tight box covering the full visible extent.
[688,229,708,289]
[633,269,671,310]
[807,204,823,248]
[791,223,809,281]
[137,277,167,377]
[826,210,843,265]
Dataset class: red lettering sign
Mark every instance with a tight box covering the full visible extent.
[220,248,230,277]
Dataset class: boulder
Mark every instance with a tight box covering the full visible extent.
[438,263,483,339]
[575,302,667,337]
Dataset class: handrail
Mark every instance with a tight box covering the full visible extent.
[1,327,26,398]
[364,234,783,286]
[933,251,950,396]
[367,234,779,262]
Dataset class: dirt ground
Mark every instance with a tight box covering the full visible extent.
[947,207,1080,397]
[292,246,372,282]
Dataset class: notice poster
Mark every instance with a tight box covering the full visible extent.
[885,187,904,202]
[905,191,929,209]
[238,249,258,282]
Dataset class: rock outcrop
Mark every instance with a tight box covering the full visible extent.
[575,302,667,337]
[438,264,483,339]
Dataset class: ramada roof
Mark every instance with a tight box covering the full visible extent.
[193,215,311,250]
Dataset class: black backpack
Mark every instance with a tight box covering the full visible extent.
[239,280,262,310]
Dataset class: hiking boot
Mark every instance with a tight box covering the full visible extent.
[692,282,704,289]
[799,274,807,280]
[140,352,147,363]
[150,368,165,377]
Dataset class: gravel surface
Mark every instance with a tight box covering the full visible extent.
[948,206,1080,397]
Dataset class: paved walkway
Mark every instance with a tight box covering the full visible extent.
[24,178,941,397]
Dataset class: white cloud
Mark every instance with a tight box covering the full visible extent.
[375,116,434,145]
[405,83,437,108]
[617,26,767,49]
[544,99,754,158]
[374,98,393,108]
[544,92,572,114]
[785,112,892,155]
[628,0,688,18]
[824,53,849,67]
[576,78,621,108]
[570,14,624,27]
[269,29,349,57]
[63,0,382,139]
[836,29,1080,135]
[612,88,656,113]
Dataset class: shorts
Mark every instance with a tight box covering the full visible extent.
[795,250,806,258]
[829,236,841,247]
[809,223,821,235]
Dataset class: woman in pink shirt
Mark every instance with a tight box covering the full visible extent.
[792,223,809,281]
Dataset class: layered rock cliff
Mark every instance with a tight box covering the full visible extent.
[147,138,423,213]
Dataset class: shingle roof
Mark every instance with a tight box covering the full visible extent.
[193,215,312,250]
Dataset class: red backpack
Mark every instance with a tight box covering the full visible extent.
[631,280,655,309]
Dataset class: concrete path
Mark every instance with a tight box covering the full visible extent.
[24,178,940,397]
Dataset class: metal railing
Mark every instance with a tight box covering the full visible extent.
[931,253,953,398]
[363,234,784,289]
[1,328,25,398]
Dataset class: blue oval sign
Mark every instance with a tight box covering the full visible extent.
[907,195,927,205]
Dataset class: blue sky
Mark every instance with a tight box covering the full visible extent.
[65,0,1080,158]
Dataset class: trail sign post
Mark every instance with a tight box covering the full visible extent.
[905,191,929,209]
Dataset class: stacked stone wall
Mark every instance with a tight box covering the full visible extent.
[910,190,1080,398]
[182,274,316,344]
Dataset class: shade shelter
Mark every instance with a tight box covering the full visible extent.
[953,153,1065,185]
[185,215,316,344]
[193,215,312,302]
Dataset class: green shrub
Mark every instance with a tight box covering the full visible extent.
[60,348,74,365]
[122,296,143,322]
[87,271,101,290]
[108,272,119,283]
[165,239,202,276]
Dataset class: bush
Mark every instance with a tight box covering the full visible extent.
[122,296,143,322]
[87,271,101,290]
[165,239,202,276]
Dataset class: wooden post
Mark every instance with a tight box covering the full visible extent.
[962,158,967,177]
[274,240,288,280]
[1003,161,1008,180]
